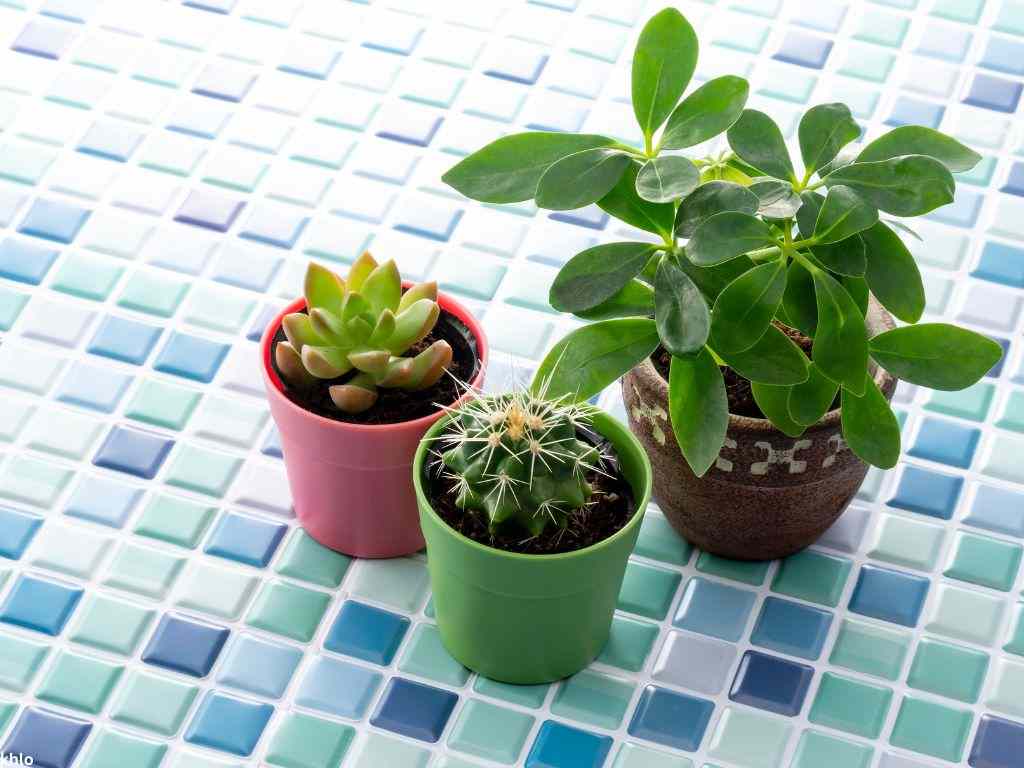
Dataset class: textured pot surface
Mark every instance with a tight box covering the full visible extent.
[415,410,651,684]
[261,290,488,559]
[622,300,895,561]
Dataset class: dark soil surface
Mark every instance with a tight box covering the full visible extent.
[272,307,479,425]
[424,427,637,555]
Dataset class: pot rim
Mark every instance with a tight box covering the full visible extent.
[260,285,489,433]
[630,298,896,434]
[414,407,652,563]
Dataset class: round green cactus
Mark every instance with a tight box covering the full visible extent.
[438,390,603,538]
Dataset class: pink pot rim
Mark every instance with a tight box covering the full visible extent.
[260,284,489,433]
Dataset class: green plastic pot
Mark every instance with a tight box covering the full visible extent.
[414,408,652,684]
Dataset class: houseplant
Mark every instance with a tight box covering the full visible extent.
[261,255,487,558]
[442,7,1002,559]
[414,386,651,683]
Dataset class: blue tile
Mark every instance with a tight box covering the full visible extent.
[238,205,308,249]
[392,198,463,242]
[969,714,1024,768]
[93,426,174,479]
[55,362,132,413]
[183,0,236,12]
[908,417,981,468]
[1001,163,1024,199]
[888,465,963,520]
[279,46,341,79]
[848,565,930,627]
[886,97,944,129]
[215,251,282,292]
[64,475,142,528]
[673,577,756,642]
[1,708,91,768]
[324,601,411,666]
[87,316,162,365]
[204,512,287,568]
[729,650,814,716]
[549,206,609,230]
[750,597,833,660]
[143,613,230,678]
[192,64,257,103]
[184,692,272,757]
[248,305,278,344]
[627,685,714,751]
[965,484,1024,538]
[261,427,283,458]
[376,107,442,147]
[773,30,833,68]
[928,188,982,228]
[980,36,1024,76]
[11,21,75,60]
[174,190,245,232]
[40,0,98,23]
[153,332,230,383]
[295,657,382,719]
[0,507,43,560]
[964,74,1023,113]
[0,238,58,284]
[370,677,458,743]
[485,49,548,85]
[988,337,1010,379]
[0,575,82,635]
[917,23,972,61]
[217,634,302,699]
[17,199,90,244]
[77,121,144,162]
[526,720,611,768]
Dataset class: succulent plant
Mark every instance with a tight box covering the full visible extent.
[276,254,453,413]
[437,389,604,538]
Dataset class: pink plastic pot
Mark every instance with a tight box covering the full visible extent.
[261,290,488,558]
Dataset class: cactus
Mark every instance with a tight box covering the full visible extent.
[276,254,453,413]
[437,389,604,538]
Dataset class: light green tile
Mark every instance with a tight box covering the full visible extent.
[265,712,355,768]
[758,71,817,103]
[25,408,103,460]
[551,670,635,730]
[634,514,691,566]
[1007,603,1024,657]
[0,142,55,184]
[597,615,659,672]
[998,389,1024,432]
[614,743,692,768]
[164,444,242,497]
[102,542,185,599]
[993,0,1024,34]
[867,513,945,571]
[51,253,124,301]
[713,22,768,53]
[830,619,910,681]
[0,286,28,331]
[117,270,189,318]
[350,558,430,613]
[0,456,73,507]
[854,10,908,47]
[945,531,1022,592]
[907,637,989,703]
[183,285,255,334]
[809,672,892,739]
[617,561,681,619]
[29,523,110,579]
[133,494,216,548]
[791,730,872,768]
[0,632,49,692]
[0,401,33,443]
[696,552,769,585]
[79,729,167,768]
[192,395,268,448]
[353,732,430,768]
[707,707,792,768]
[838,46,895,82]
[987,658,1024,719]
[275,529,351,588]
[983,436,1024,483]
[167,753,243,768]
[957,155,997,187]
[926,584,1006,645]
[202,151,269,193]
[398,623,470,687]
[448,699,534,765]
[125,379,201,431]
[174,561,256,620]
[889,696,973,762]
[110,671,198,736]
[36,650,123,714]
[69,593,155,656]
[0,701,15,737]
[473,676,549,709]
[925,381,994,421]
[772,549,851,607]
[246,581,330,642]
[932,0,984,22]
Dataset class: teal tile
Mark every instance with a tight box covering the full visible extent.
[0,701,15,736]
[633,514,691,566]
[944,531,1022,591]
[792,730,872,768]
[617,562,681,619]
[125,380,201,431]
[0,287,27,331]
[35,650,123,714]
[889,696,973,762]
[925,381,994,421]
[551,670,635,730]
[79,729,167,768]
[597,615,659,672]
[838,46,895,82]
[867,513,945,572]
[993,0,1024,35]
[353,732,430,768]
[1007,603,1024,657]
[0,632,49,692]
[999,390,1024,432]
[133,494,216,549]
[102,543,184,599]
[696,552,769,586]
[613,743,693,768]
[758,70,817,104]
[398,623,470,687]
[957,156,997,187]
[907,637,989,703]
[265,711,355,768]
[51,253,124,301]
[854,10,908,46]
[925,583,1006,645]
[473,676,549,709]
[118,270,190,318]
[772,549,851,607]
[350,558,429,613]
[447,699,534,765]
[932,0,984,22]
[809,672,893,739]
[109,670,198,736]
[246,581,330,642]
[987,658,1024,719]
[829,618,909,681]
[68,593,155,656]
[164,444,242,497]
[707,707,791,768]
[275,530,351,588]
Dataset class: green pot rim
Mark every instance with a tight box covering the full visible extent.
[413,405,652,563]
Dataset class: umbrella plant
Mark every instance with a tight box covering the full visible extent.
[443,7,1002,477]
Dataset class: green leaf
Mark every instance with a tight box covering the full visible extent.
[668,348,728,477]
[751,383,806,437]
[533,318,660,402]
[727,109,795,182]
[749,179,801,218]
[575,279,655,320]
[636,156,700,203]
[675,181,759,238]
[813,185,878,244]
[598,164,675,237]
[676,251,757,303]
[535,149,631,210]
[841,374,901,468]
[811,269,869,395]
[856,126,981,172]
[550,242,658,313]
[716,325,810,385]
[843,275,869,316]
[788,363,839,426]
[824,155,955,216]
[442,132,617,203]
[868,324,1002,390]
[798,102,860,175]
[688,211,776,266]
[710,260,787,353]
[782,260,817,337]
[860,222,924,323]
[632,8,698,139]
[661,75,750,150]
[655,259,710,356]
[796,191,866,276]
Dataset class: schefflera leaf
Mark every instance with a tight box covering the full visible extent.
[841,374,901,468]
[669,348,728,477]
[631,7,698,140]
[868,324,1002,390]
[550,242,658,314]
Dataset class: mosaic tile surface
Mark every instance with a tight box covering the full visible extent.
[0,0,1022,766]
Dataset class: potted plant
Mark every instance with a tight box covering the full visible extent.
[442,7,1002,560]
[261,254,487,558]
[414,386,651,683]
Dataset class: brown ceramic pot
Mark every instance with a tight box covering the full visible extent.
[622,299,896,561]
